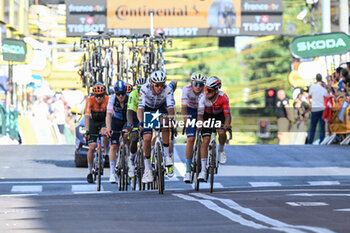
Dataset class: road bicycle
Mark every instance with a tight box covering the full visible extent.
[88,128,108,191]
[191,129,202,191]
[115,130,130,191]
[133,129,145,191]
[152,128,166,194]
[206,128,232,193]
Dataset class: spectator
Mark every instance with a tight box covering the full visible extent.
[308,73,328,144]
[52,94,66,144]
[276,89,291,145]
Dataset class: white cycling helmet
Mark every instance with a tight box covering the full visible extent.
[136,77,147,87]
[206,76,221,89]
[150,71,166,83]
[191,71,207,83]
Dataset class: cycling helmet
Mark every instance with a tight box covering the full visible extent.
[114,80,127,93]
[205,76,221,89]
[93,82,106,95]
[135,77,147,87]
[191,71,207,83]
[126,83,133,93]
[108,87,115,95]
[150,71,166,83]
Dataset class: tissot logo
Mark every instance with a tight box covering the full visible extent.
[297,38,347,52]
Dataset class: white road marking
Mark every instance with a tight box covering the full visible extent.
[288,193,350,197]
[0,180,111,184]
[165,176,180,182]
[11,185,42,193]
[172,194,268,230]
[191,193,335,233]
[73,191,112,195]
[218,166,350,176]
[334,208,350,212]
[191,182,223,189]
[218,188,350,194]
[72,185,103,192]
[308,181,340,186]
[0,193,39,197]
[286,202,329,207]
[173,147,186,177]
[249,182,281,187]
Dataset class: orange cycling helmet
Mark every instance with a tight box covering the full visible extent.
[93,82,105,95]
[126,83,133,93]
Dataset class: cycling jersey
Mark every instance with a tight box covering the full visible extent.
[138,83,175,109]
[85,95,109,122]
[181,84,204,109]
[107,94,128,120]
[127,89,139,112]
[198,91,230,115]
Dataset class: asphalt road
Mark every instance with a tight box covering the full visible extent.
[0,145,350,233]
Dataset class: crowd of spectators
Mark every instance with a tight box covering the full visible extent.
[289,62,350,145]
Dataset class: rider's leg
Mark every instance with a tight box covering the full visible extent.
[200,136,210,172]
[143,133,152,172]
[87,142,97,174]
[218,129,227,151]
[129,131,138,165]
[185,137,195,173]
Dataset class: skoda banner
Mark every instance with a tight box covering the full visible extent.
[2,39,27,62]
[66,0,283,37]
[290,32,350,58]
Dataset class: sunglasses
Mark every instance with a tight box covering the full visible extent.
[95,94,104,98]
[205,87,216,93]
[153,83,165,88]
[193,82,205,87]
[116,92,126,96]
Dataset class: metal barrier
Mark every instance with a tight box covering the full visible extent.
[0,104,19,141]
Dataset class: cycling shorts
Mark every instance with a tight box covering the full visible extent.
[186,107,198,138]
[111,117,128,145]
[201,112,225,137]
[88,119,106,144]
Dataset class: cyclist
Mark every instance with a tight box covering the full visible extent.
[126,77,148,178]
[181,71,206,183]
[106,80,129,183]
[197,76,231,181]
[85,82,109,184]
[137,71,175,183]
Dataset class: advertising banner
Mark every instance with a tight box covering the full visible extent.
[290,32,350,58]
[66,0,283,37]
[66,0,107,37]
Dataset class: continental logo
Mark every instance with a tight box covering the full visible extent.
[115,5,201,20]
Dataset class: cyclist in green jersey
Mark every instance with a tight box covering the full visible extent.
[126,77,148,178]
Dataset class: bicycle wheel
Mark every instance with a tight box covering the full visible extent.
[137,146,144,191]
[97,147,102,191]
[121,144,126,191]
[156,144,164,194]
[209,143,216,193]
[194,138,202,191]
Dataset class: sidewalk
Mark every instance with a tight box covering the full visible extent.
[0,135,19,145]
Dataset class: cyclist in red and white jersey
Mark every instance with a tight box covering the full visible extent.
[197,76,231,181]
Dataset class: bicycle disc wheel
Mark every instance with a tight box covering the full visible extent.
[209,147,216,193]
[195,139,201,191]
[156,145,164,194]
[97,148,102,191]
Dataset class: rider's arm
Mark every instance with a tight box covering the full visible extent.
[137,87,146,124]
[222,93,232,130]
[181,86,188,122]
[84,97,91,132]
[106,95,115,137]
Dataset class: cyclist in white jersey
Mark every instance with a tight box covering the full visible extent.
[181,71,206,183]
[137,71,175,183]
